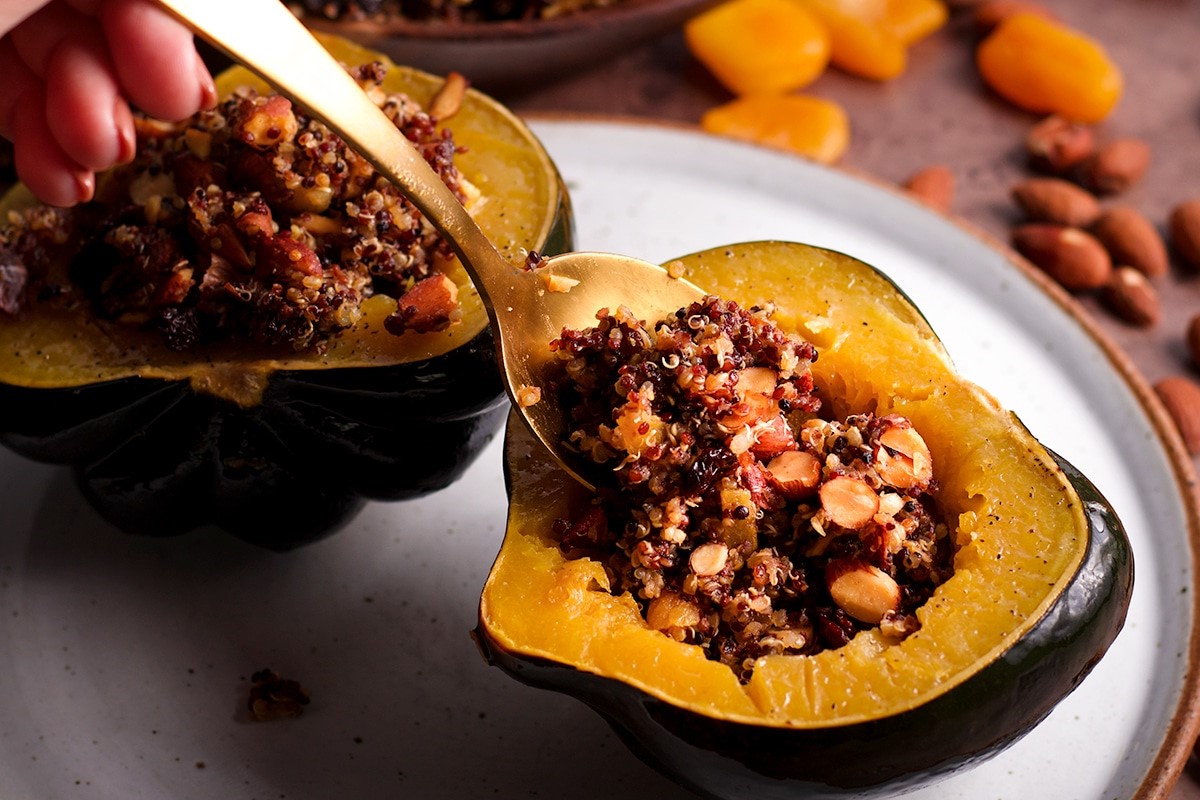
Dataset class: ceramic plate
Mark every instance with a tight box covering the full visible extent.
[0,118,1196,800]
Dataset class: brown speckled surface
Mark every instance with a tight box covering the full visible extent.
[495,2,1200,794]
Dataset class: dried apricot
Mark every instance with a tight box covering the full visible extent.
[976,13,1122,123]
[881,0,948,45]
[684,0,831,95]
[796,0,907,81]
[701,94,851,164]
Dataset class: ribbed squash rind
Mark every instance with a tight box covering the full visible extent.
[477,240,1132,795]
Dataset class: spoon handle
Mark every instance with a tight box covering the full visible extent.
[153,0,520,306]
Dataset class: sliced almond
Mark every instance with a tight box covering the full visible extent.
[689,543,729,577]
[766,450,822,499]
[874,424,934,490]
[749,415,796,459]
[428,71,470,121]
[827,559,901,624]
[737,366,779,397]
[385,273,460,335]
[819,476,880,529]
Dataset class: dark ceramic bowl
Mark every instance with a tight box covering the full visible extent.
[299,0,719,93]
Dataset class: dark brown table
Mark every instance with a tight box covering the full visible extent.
[496,2,1200,795]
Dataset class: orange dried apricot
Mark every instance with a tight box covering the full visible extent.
[701,94,851,164]
[881,0,948,45]
[976,13,1122,123]
[684,0,831,95]
[796,0,907,81]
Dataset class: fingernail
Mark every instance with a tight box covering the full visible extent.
[75,172,95,204]
[196,53,217,110]
[114,99,136,165]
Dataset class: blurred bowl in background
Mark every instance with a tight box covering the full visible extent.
[298,0,720,94]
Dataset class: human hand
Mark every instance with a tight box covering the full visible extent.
[0,0,216,207]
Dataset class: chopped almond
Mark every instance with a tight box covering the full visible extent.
[874,423,933,489]
[819,475,880,529]
[827,559,901,624]
[385,273,460,335]
[766,450,821,498]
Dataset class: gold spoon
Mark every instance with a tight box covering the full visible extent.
[153,0,704,490]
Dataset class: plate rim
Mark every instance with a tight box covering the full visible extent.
[524,111,1200,797]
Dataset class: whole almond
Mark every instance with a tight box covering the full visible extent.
[974,0,1057,30]
[1090,206,1169,277]
[1188,313,1200,369]
[1154,376,1200,455]
[903,165,955,212]
[1101,266,1160,327]
[1012,177,1101,227]
[1078,137,1151,195]
[1026,115,1094,173]
[1169,199,1200,270]
[1012,224,1112,291]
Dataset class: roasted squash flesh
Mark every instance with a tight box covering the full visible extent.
[482,240,1095,728]
[0,35,566,407]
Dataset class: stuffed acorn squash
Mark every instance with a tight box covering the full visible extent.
[477,241,1132,797]
[0,36,572,548]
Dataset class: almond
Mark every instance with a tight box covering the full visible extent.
[1153,376,1200,455]
[1011,177,1101,227]
[903,165,955,213]
[1078,137,1151,195]
[1101,267,1160,327]
[1026,115,1094,173]
[1189,314,1200,369]
[1169,199,1200,271]
[689,543,729,577]
[428,71,470,121]
[826,559,900,624]
[1090,206,1169,277]
[819,475,880,530]
[766,450,821,499]
[1011,224,1113,291]
[385,273,460,334]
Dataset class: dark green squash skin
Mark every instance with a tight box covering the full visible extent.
[477,452,1133,798]
[0,196,574,550]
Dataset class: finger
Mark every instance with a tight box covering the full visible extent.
[0,37,41,141]
[8,2,81,76]
[44,30,135,170]
[101,0,215,120]
[10,85,94,207]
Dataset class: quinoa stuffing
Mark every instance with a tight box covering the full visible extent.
[0,60,473,353]
[548,296,954,681]
[290,0,621,24]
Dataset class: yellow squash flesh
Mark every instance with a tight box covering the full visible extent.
[0,35,563,406]
[481,240,1088,727]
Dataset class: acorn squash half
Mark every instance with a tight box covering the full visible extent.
[476,241,1133,797]
[0,35,573,549]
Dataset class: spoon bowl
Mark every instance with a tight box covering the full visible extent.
[154,0,705,490]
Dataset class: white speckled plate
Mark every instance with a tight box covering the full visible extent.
[0,118,1196,800]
